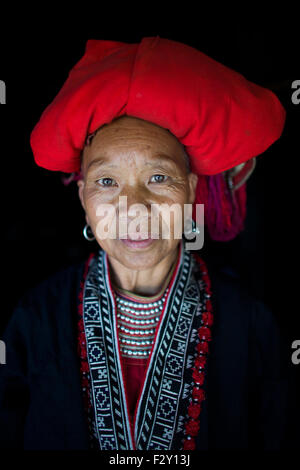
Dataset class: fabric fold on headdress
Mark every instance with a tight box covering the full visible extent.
[30,36,286,175]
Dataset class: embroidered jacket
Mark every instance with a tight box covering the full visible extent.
[0,242,292,450]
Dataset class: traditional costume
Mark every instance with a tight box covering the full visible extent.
[0,241,290,449]
[0,36,290,450]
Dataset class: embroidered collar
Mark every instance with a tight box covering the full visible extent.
[77,240,213,450]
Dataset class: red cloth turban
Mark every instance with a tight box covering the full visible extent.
[29,36,286,240]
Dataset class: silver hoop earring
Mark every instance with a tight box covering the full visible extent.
[83,223,95,241]
[184,218,200,236]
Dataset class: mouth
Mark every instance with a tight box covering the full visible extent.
[118,233,159,249]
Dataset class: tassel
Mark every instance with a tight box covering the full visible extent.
[61,171,83,186]
[194,173,247,241]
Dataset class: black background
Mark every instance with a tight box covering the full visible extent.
[0,11,299,448]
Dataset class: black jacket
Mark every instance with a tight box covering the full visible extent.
[0,255,294,450]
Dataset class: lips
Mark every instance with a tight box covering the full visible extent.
[119,233,159,241]
[119,234,158,249]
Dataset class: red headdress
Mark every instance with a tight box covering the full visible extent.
[30,36,286,240]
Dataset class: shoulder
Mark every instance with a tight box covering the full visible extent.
[193,251,281,337]
[3,253,96,337]
[18,259,86,310]
[193,250,257,305]
[193,254,289,374]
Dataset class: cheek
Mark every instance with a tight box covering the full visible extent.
[84,188,113,218]
[84,195,99,224]
[84,184,189,238]
[148,189,189,239]
[87,200,119,240]
[156,204,185,239]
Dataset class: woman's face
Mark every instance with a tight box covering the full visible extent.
[78,115,198,271]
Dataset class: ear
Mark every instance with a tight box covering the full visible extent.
[77,179,85,210]
[187,172,198,204]
[77,179,90,225]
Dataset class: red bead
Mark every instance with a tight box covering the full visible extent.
[185,419,200,436]
[192,387,205,401]
[188,402,201,419]
[202,312,213,327]
[183,437,196,450]
[192,369,205,385]
[194,355,206,369]
[198,326,211,341]
[196,341,209,354]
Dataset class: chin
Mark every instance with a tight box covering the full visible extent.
[115,240,168,269]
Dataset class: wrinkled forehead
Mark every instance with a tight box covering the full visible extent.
[81,115,190,173]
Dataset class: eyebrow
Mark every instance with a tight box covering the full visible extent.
[86,154,180,172]
[87,158,117,171]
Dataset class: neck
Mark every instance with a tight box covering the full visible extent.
[107,244,181,297]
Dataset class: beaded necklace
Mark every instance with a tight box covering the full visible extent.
[114,289,168,358]
[112,260,176,358]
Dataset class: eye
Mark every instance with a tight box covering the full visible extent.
[150,174,168,183]
[96,177,117,187]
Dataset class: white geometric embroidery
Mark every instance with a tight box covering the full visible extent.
[162,379,172,390]
[185,284,198,298]
[182,382,191,399]
[95,387,109,409]
[176,415,185,433]
[97,368,107,380]
[89,344,103,362]
[86,327,94,338]
[182,301,192,313]
[176,318,190,336]
[168,355,182,375]
[102,438,115,450]
[186,354,194,369]
[190,328,198,343]
[195,304,202,316]
[86,304,99,321]
[176,342,185,353]
[97,416,105,427]
[163,427,173,439]
[158,398,176,419]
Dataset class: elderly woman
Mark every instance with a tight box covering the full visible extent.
[0,37,290,450]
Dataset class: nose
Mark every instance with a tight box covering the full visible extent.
[116,186,154,238]
[118,186,152,218]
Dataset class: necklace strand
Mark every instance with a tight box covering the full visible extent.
[115,289,169,358]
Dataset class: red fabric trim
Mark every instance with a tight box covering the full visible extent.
[182,253,214,450]
[120,356,148,425]
[132,241,183,438]
[104,251,137,450]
